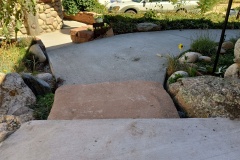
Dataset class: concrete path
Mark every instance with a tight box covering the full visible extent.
[1,119,240,160]
[39,27,240,85]
[2,23,236,160]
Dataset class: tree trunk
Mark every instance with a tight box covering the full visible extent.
[25,12,40,36]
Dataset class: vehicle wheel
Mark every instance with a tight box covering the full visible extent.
[176,9,187,14]
[125,10,137,14]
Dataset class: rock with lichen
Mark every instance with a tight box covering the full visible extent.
[168,76,240,119]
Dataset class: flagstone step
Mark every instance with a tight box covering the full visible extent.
[48,81,179,120]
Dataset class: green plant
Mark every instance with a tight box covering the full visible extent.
[31,93,54,120]
[144,9,157,19]
[190,33,217,56]
[197,65,213,73]
[62,0,79,15]
[161,54,189,76]
[62,0,105,15]
[0,0,36,41]
[0,42,28,73]
[197,0,220,14]
[187,67,197,77]
[215,65,227,77]
[168,73,184,84]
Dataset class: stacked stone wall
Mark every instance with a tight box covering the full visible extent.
[18,0,63,36]
[36,0,63,33]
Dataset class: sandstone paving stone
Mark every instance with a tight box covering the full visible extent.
[48,81,179,119]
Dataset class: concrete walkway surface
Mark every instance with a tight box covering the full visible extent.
[1,118,240,160]
[39,27,240,85]
[6,22,236,160]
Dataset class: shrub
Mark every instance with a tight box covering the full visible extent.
[62,0,79,15]
[144,9,157,19]
[197,0,220,14]
[62,0,106,15]
[190,33,217,56]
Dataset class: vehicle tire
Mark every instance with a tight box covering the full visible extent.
[125,9,137,14]
[176,8,187,14]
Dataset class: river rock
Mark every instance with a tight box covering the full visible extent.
[198,56,211,62]
[36,73,55,89]
[222,41,234,50]
[179,52,199,63]
[224,63,240,78]
[0,73,36,116]
[167,71,189,85]
[29,44,47,62]
[22,73,52,96]
[168,76,240,119]
[136,23,160,32]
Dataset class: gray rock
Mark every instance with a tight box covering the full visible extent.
[198,56,211,62]
[168,76,240,119]
[179,52,199,63]
[0,115,23,143]
[136,23,160,32]
[0,73,36,116]
[215,46,226,54]
[22,73,52,96]
[222,41,234,50]
[36,73,55,89]
[224,63,240,78]
[29,44,47,62]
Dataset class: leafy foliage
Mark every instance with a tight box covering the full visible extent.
[62,0,106,15]
[104,12,240,35]
[62,0,79,15]
[168,74,184,84]
[0,0,36,41]
[197,0,220,14]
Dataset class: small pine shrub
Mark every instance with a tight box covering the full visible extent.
[197,0,220,14]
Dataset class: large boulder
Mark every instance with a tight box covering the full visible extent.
[136,23,160,32]
[234,38,240,62]
[22,73,52,96]
[0,73,36,116]
[224,63,240,78]
[0,115,21,142]
[168,76,240,119]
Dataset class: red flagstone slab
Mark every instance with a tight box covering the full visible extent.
[48,81,179,119]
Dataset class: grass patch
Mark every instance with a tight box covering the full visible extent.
[31,93,55,120]
[0,37,34,73]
